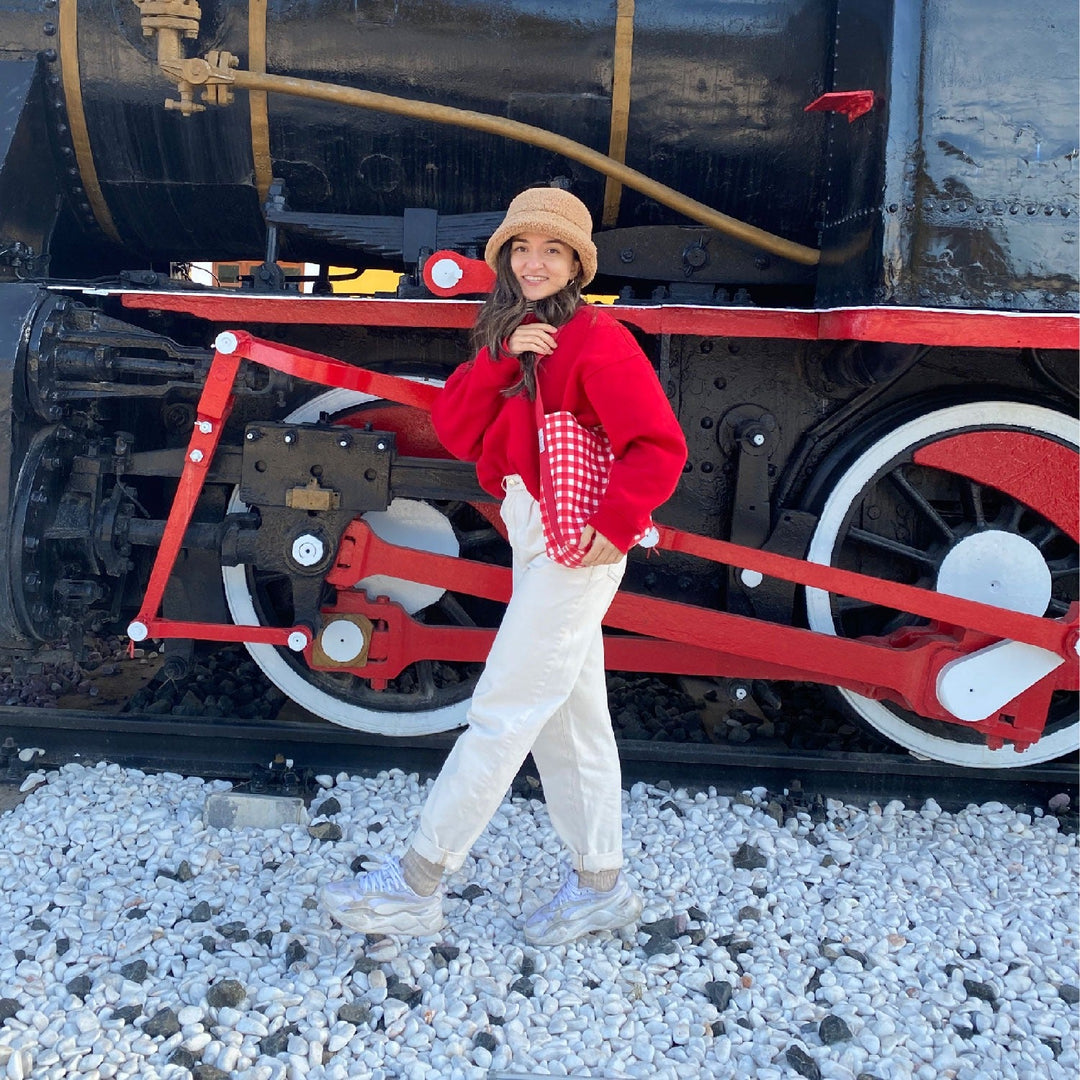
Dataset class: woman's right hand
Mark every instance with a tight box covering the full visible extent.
[505,322,558,357]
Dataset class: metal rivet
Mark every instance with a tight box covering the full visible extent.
[189,449,204,463]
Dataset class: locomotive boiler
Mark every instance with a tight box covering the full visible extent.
[0,0,1076,768]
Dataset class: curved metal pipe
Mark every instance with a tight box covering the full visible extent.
[218,69,821,268]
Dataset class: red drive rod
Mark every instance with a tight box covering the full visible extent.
[129,331,1079,747]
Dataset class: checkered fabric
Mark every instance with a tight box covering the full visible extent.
[537,408,614,567]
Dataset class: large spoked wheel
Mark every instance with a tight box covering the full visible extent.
[805,401,1078,767]
[222,386,508,736]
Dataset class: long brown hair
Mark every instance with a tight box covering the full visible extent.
[471,241,584,400]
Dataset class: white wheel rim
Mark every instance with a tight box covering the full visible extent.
[805,402,1078,767]
[222,381,475,736]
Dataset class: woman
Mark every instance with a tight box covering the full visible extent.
[321,187,687,945]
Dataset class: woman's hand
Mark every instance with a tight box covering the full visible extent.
[576,525,623,566]
[505,322,558,357]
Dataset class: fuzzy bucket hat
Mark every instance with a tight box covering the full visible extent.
[485,187,598,287]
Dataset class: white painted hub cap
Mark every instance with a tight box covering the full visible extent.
[936,530,1051,616]
[320,619,368,663]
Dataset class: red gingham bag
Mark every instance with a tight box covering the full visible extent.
[533,389,657,567]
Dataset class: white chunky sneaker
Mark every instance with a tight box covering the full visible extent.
[524,868,643,946]
[321,856,444,936]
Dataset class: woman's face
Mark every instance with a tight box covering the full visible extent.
[509,233,580,301]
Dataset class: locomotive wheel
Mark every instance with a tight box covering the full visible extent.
[804,401,1078,767]
[222,385,507,736]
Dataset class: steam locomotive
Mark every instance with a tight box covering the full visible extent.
[0,0,1076,768]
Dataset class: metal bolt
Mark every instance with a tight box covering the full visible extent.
[196,420,213,434]
[337,435,351,449]
[751,432,766,447]
[283,432,295,444]
[189,449,204,463]
[619,248,635,264]
[245,429,259,441]
[375,440,388,452]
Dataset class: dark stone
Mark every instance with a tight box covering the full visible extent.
[260,1023,300,1056]
[688,929,707,946]
[193,1065,230,1080]
[368,822,384,834]
[29,918,49,931]
[820,942,843,960]
[460,884,486,901]
[120,960,149,983]
[144,1008,181,1039]
[388,984,422,1008]
[432,944,460,963]
[643,916,687,939]
[337,1003,371,1025]
[510,977,534,998]
[112,1004,142,1024]
[169,1049,196,1070]
[765,801,785,826]
[125,907,148,920]
[315,797,341,816]
[301,897,318,910]
[785,1045,822,1080]
[732,842,767,870]
[475,1031,498,1052]
[0,999,19,1023]
[255,930,274,947]
[704,981,732,1011]
[65,975,92,999]
[642,935,676,957]
[688,906,708,921]
[55,938,70,957]
[285,940,307,968]
[724,940,753,957]
[819,1015,852,1044]
[805,968,823,995]
[856,1074,886,1080]
[189,901,212,922]
[821,854,837,868]
[952,1022,976,1039]
[218,922,250,942]
[843,948,869,968]
[308,821,343,842]
[350,957,379,976]
[1058,984,1080,1005]
[659,800,685,817]
[175,860,194,882]
[264,862,281,873]
[520,956,536,977]
[201,936,217,954]
[737,906,761,921]
[206,979,247,1009]
[349,855,371,874]
[963,979,997,1006]
[1042,1036,1063,1058]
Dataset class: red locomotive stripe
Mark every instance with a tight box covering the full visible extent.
[118,292,1079,349]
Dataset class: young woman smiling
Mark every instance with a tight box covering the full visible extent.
[321,187,687,945]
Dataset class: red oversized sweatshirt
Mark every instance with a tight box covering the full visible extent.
[431,305,687,552]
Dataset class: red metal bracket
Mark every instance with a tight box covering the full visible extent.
[422,250,496,298]
[804,91,876,123]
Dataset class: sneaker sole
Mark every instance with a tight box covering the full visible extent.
[327,902,444,936]
[524,891,643,947]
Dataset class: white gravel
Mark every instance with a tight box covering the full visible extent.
[0,762,1077,1080]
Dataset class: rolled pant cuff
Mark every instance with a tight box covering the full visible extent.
[410,828,468,874]
[572,850,624,874]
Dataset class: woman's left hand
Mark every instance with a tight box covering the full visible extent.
[576,525,623,566]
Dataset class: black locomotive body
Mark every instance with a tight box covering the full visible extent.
[0,0,1075,768]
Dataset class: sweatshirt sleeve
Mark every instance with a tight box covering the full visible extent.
[582,329,688,552]
[430,347,520,462]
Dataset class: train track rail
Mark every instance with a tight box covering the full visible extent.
[1,706,1075,813]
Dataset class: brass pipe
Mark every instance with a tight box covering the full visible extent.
[216,68,820,267]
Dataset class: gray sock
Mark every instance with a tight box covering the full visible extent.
[578,868,619,893]
[401,847,443,897]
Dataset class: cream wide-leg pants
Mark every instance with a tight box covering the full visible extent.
[410,475,627,874]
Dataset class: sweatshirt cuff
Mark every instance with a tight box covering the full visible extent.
[587,506,638,554]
